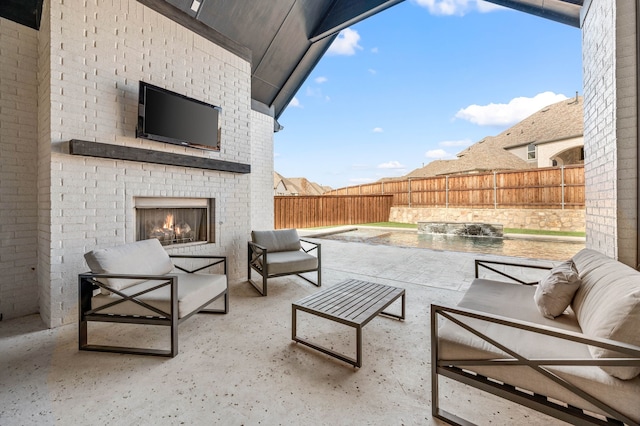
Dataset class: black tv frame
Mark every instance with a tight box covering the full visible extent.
[136,81,221,151]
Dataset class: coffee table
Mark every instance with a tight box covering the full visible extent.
[292,279,405,367]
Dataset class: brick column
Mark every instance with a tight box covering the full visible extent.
[582,0,638,267]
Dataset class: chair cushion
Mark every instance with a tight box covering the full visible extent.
[572,249,640,380]
[264,251,318,275]
[533,259,581,319]
[84,239,174,294]
[91,273,227,319]
[252,229,301,253]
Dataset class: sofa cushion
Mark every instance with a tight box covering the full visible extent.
[459,278,580,331]
[572,248,640,380]
[533,259,581,319]
[252,229,301,253]
[84,239,174,294]
[91,272,227,319]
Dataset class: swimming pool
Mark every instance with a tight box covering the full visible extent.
[315,228,584,261]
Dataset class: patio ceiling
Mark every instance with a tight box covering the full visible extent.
[1,0,582,120]
[137,0,406,120]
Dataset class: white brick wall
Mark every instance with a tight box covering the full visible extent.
[582,0,617,257]
[37,0,53,325]
[0,17,39,320]
[582,0,638,266]
[614,0,638,267]
[250,110,275,232]
[29,0,262,327]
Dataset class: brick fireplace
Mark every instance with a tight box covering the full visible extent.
[0,0,275,327]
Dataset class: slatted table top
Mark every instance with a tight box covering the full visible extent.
[292,279,405,328]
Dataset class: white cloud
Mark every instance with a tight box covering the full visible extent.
[413,0,504,16]
[351,163,370,170]
[425,149,450,159]
[315,76,328,84]
[306,86,322,98]
[378,160,405,169]
[328,28,363,56]
[289,97,302,108]
[455,92,569,127]
[439,138,472,147]
[373,127,383,133]
[304,86,331,102]
[371,47,379,54]
[368,68,377,75]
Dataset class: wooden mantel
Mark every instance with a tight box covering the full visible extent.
[68,140,250,174]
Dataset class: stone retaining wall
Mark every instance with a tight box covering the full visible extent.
[389,207,585,233]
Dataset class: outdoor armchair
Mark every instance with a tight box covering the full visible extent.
[247,229,321,296]
[79,239,228,357]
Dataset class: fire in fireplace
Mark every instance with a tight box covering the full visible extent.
[135,198,212,246]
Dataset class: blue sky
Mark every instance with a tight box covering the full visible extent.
[274,0,582,190]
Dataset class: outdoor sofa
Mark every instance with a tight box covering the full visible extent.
[247,229,321,296]
[431,248,640,425]
[79,238,228,357]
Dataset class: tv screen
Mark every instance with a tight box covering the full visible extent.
[136,81,221,151]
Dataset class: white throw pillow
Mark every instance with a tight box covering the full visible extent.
[534,259,581,319]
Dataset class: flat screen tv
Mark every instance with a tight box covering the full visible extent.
[136,81,221,151]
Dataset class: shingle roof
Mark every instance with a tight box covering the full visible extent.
[406,141,529,178]
[274,172,330,195]
[499,95,583,149]
[405,95,583,179]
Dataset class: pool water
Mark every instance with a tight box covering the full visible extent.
[317,228,584,261]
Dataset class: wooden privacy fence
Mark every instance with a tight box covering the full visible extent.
[274,195,394,229]
[324,165,585,209]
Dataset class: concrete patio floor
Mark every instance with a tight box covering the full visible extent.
[0,236,570,425]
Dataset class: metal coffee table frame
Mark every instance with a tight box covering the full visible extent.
[292,279,405,367]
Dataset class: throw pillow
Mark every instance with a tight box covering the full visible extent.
[534,259,581,319]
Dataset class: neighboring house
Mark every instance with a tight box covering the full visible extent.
[404,95,584,179]
[274,173,290,195]
[503,95,583,167]
[274,172,330,196]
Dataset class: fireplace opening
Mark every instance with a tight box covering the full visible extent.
[135,198,213,246]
